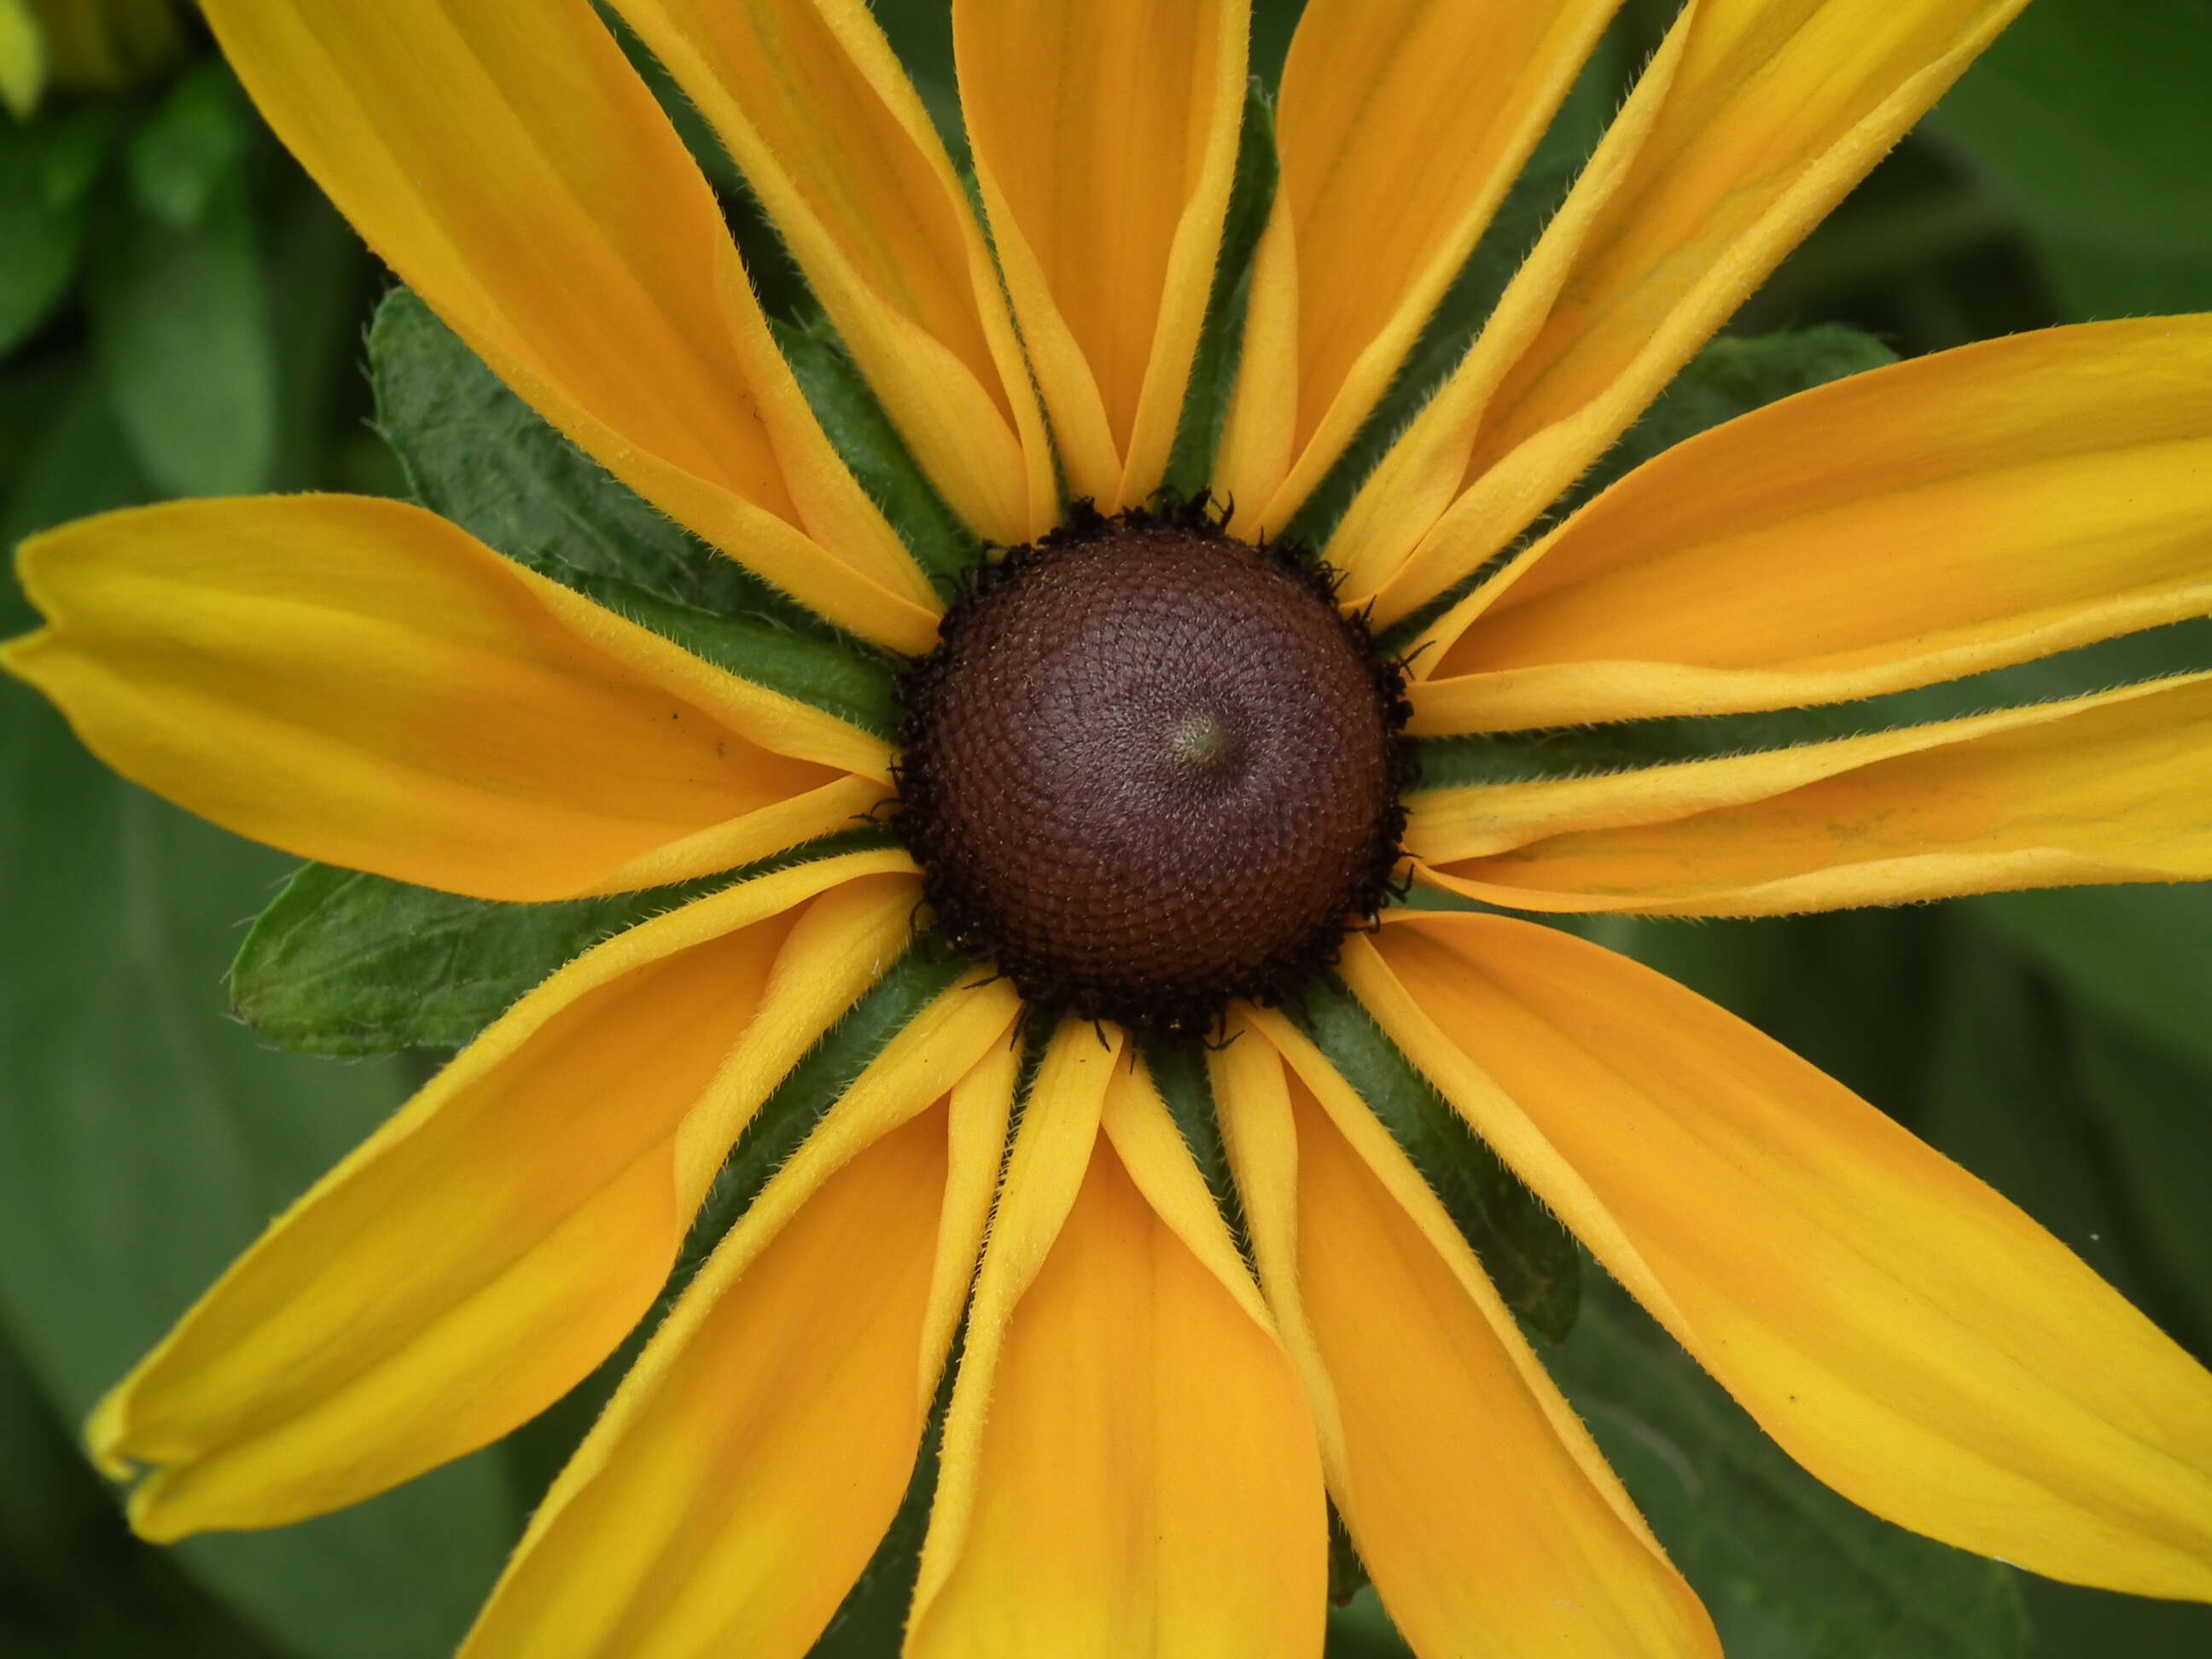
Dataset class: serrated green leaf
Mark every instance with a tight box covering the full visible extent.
[367,287,847,639]
[0,107,114,353]
[89,172,277,495]
[567,568,903,739]
[775,315,981,589]
[1289,979,1580,1343]
[1163,78,1279,502]
[1551,1278,2031,1659]
[125,59,253,229]
[230,825,900,1057]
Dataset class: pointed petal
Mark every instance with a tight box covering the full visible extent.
[954,0,1249,506]
[1406,672,2212,916]
[86,856,917,1537]
[1354,918,2212,1601]
[609,0,1049,543]
[1226,0,1621,536]
[1341,0,2028,619]
[1222,1012,1720,1657]
[461,983,1021,1659]
[5,496,882,902]
[198,0,936,648]
[909,1030,1327,1659]
[1410,317,2212,729]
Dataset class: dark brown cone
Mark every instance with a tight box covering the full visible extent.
[894,504,1410,1033]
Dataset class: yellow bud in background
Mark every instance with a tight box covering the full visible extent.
[0,0,45,120]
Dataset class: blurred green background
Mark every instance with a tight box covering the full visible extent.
[3,1,2208,1654]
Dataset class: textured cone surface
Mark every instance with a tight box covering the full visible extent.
[898,512,1406,1031]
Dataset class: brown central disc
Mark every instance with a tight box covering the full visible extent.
[894,506,1408,1032]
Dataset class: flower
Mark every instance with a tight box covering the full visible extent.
[8,0,2212,1653]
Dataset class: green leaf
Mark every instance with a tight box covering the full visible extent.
[1289,979,1580,1344]
[567,568,903,739]
[775,314,981,590]
[1551,1278,2031,1659]
[1968,885,2212,1081]
[0,106,114,353]
[125,59,253,229]
[230,825,900,1057]
[0,1319,289,1658]
[89,172,278,496]
[1933,0,2212,321]
[367,286,847,639]
[0,681,516,1659]
[1163,78,1280,502]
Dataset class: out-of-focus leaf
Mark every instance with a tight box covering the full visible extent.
[1290,980,1581,1344]
[230,826,898,1058]
[2,422,517,1657]
[1552,1278,2031,1659]
[1969,886,2212,1081]
[0,106,114,352]
[0,1320,289,1657]
[89,171,277,495]
[125,58,253,228]
[2065,1010,2212,1357]
[0,676,520,1659]
[1934,0,2212,319]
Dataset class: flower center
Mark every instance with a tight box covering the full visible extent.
[894,505,1410,1033]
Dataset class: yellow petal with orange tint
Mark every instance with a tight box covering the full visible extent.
[5,496,883,902]
[1226,1013,1720,1658]
[1409,317,2212,730]
[611,0,1047,543]
[1406,672,2212,916]
[1355,919,2212,1600]
[954,0,1249,507]
[909,1033,1327,1659]
[198,0,936,648]
[461,979,1021,1659]
[1344,0,2027,619]
[87,852,913,1539]
[1222,0,1620,537]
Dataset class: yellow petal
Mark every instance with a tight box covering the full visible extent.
[1355,918,2212,1600]
[909,1028,1327,1659]
[1224,1012,1720,1657]
[1410,317,2212,731]
[1406,672,2212,916]
[954,0,1249,507]
[5,495,884,902]
[1223,0,1621,538]
[198,0,936,649]
[1342,0,2027,620]
[87,854,917,1538]
[462,983,1021,1659]
[609,0,1049,544]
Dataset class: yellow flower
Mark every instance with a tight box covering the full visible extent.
[8,0,2212,1654]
